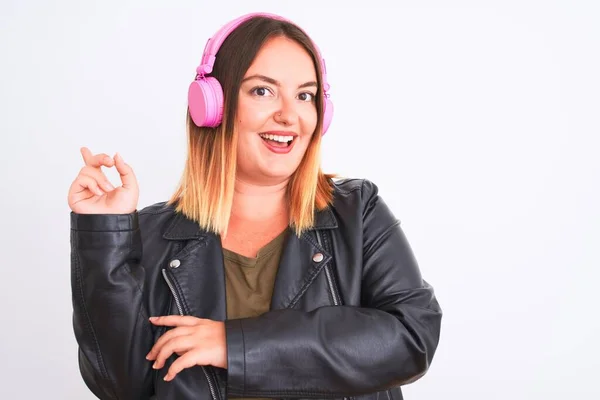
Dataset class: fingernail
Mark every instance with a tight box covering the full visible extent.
[149,317,157,321]
[153,362,158,369]
[163,374,170,381]
[104,182,115,191]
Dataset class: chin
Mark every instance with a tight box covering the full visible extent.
[261,169,295,181]
[257,163,299,181]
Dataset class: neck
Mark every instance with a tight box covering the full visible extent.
[230,177,289,221]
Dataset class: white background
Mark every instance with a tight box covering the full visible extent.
[0,0,598,398]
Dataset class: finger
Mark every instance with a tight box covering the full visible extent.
[164,350,201,382]
[153,335,195,370]
[80,147,115,168]
[146,326,192,360]
[80,166,115,192]
[72,174,105,197]
[149,316,203,327]
[113,153,137,189]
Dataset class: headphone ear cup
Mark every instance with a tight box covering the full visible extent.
[188,77,224,127]
[321,97,334,135]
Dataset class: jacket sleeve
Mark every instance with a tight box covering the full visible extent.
[224,179,443,398]
[70,212,154,399]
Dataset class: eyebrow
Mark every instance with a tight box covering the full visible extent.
[241,74,317,89]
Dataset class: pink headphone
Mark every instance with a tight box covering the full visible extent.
[187,12,334,135]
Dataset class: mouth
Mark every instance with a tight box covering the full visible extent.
[258,132,297,148]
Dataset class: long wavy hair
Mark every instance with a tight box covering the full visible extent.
[167,16,336,237]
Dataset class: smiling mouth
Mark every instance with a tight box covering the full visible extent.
[258,133,296,147]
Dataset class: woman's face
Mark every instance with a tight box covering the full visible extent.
[235,36,318,185]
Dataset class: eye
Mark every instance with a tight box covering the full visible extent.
[250,86,273,97]
[298,92,315,102]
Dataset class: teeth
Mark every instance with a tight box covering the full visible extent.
[259,133,294,143]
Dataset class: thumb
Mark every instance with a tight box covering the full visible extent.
[114,152,137,189]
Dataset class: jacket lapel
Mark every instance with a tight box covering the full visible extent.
[270,207,338,309]
[162,212,228,321]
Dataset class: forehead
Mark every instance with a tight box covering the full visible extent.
[244,36,317,82]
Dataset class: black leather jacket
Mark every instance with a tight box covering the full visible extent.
[70,178,442,400]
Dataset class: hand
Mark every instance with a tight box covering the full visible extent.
[68,147,139,214]
[147,316,227,381]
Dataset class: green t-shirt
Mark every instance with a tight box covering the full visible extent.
[223,229,288,400]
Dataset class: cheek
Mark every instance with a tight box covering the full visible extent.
[237,99,274,130]
[300,105,318,131]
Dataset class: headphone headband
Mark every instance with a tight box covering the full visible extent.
[195,12,329,91]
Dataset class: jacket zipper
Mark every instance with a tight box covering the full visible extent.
[161,269,220,400]
[316,231,342,306]
[325,264,341,305]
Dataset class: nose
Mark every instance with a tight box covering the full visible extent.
[274,95,299,126]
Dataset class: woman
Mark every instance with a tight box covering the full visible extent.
[68,12,442,400]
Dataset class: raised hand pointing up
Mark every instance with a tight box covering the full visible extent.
[68,147,139,214]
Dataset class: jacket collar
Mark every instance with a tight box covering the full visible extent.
[163,205,337,241]
[160,204,337,320]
